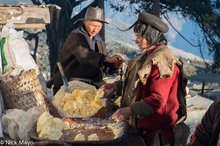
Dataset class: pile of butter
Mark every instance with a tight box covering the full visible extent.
[74,133,99,141]
[63,120,125,140]
[52,81,105,118]
[37,112,64,140]
[60,88,104,116]
[36,112,126,141]
[36,112,101,141]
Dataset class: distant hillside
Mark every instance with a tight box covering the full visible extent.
[106,41,212,76]
[106,41,210,63]
[168,45,211,62]
[105,12,137,49]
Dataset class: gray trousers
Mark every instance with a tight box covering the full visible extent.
[123,134,146,146]
[150,132,172,146]
[123,133,172,146]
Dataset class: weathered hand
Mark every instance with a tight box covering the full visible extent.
[104,54,125,63]
[113,59,124,69]
[101,83,116,98]
[109,107,133,122]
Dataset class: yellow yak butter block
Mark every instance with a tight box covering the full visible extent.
[88,133,99,141]
[74,133,85,141]
[96,88,104,98]
[60,88,105,116]
[38,127,63,140]
[63,102,75,115]
[92,99,103,109]
[37,112,53,134]
[51,118,64,131]
[37,112,65,140]
[63,121,70,130]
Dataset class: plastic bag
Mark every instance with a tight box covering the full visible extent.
[1,22,23,39]
[0,22,39,76]
[1,106,44,140]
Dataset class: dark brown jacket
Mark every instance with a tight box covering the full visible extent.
[51,26,115,92]
[190,97,220,146]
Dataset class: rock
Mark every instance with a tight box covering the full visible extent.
[185,95,213,125]
[184,95,214,145]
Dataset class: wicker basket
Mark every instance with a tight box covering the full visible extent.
[0,69,48,111]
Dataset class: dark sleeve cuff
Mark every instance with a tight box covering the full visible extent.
[100,55,118,75]
[130,99,154,119]
[99,55,106,66]
[114,80,123,96]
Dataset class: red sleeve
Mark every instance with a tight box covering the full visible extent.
[143,65,177,111]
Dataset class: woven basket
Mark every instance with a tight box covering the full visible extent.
[0,69,48,111]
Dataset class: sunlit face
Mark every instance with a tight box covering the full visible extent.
[83,20,103,39]
[135,32,150,52]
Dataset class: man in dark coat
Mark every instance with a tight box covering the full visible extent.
[190,97,220,146]
[49,7,124,93]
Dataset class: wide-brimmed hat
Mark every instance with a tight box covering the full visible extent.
[84,7,108,24]
[117,12,168,33]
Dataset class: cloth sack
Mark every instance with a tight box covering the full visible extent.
[2,106,44,140]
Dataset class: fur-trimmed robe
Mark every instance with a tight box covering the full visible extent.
[116,44,187,143]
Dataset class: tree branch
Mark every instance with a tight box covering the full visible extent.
[70,0,87,7]
[163,13,200,47]
[31,0,42,5]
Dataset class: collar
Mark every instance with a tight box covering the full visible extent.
[81,25,102,41]
[147,43,165,55]
[93,33,102,41]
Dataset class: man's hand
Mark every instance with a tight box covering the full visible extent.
[113,59,125,69]
[104,54,125,65]
[100,83,116,98]
[109,107,133,122]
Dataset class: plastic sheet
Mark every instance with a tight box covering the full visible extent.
[2,106,44,140]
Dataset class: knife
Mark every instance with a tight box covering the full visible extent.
[57,62,70,93]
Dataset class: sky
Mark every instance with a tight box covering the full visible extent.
[166,13,213,61]
[104,2,213,61]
